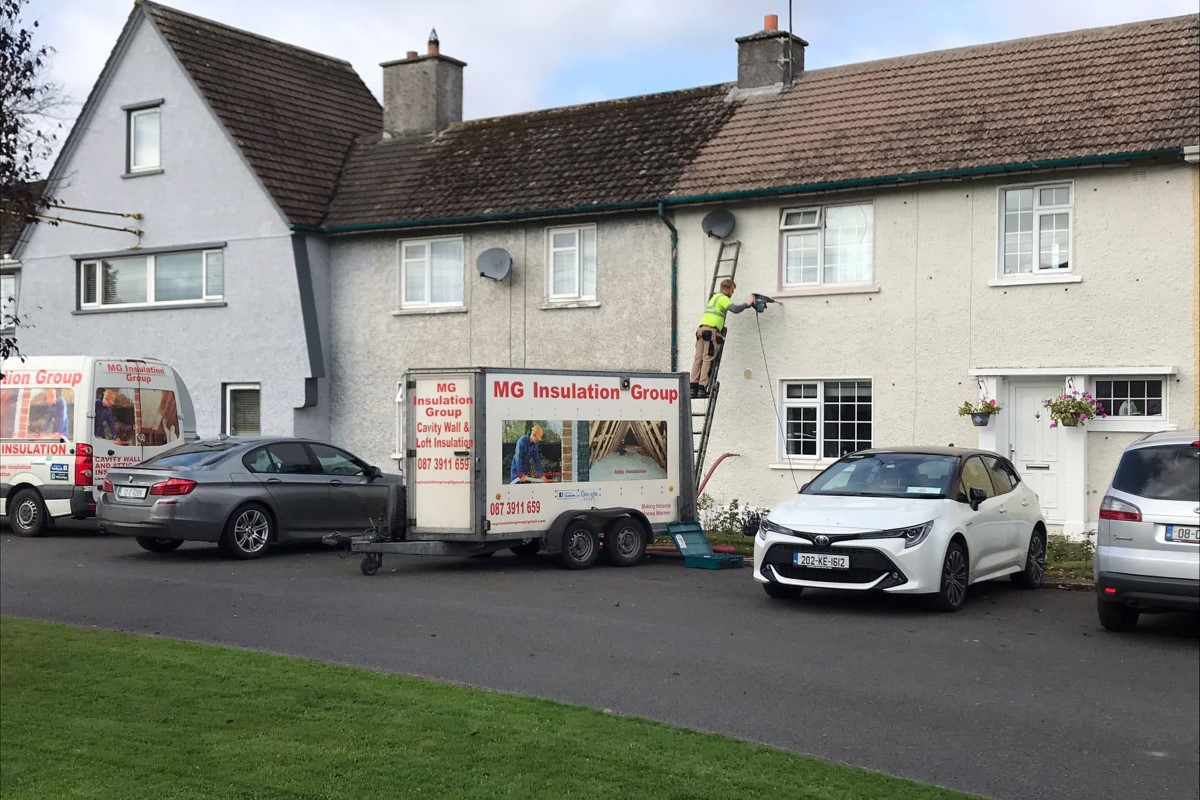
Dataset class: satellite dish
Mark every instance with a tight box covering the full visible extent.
[701,209,736,239]
[477,248,512,281]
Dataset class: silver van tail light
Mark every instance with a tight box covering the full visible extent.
[1099,495,1141,522]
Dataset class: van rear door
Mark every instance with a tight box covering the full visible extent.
[91,360,185,488]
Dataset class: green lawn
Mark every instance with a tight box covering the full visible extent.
[0,617,972,800]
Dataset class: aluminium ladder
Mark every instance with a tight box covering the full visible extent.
[692,239,740,484]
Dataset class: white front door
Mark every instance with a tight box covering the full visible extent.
[1009,382,1064,523]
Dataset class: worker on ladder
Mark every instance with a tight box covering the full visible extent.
[690,278,756,399]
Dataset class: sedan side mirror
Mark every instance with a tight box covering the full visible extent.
[367,465,383,480]
[968,487,987,512]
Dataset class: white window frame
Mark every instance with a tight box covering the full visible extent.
[78,249,223,309]
[779,203,874,289]
[397,236,464,309]
[546,224,597,303]
[778,378,873,464]
[995,181,1074,281]
[1090,376,1168,424]
[128,107,161,173]
[224,383,261,436]
[0,271,18,329]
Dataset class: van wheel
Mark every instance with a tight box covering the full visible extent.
[558,522,599,570]
[136,537,183,553]
[605,517,647,567]
[219,504,272,559]
[9,489,48,537]
[1097,598,1139,632]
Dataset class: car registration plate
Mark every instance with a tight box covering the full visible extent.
[116,486,148,500]
[1165,526,1199,543]
[793,552,850,570]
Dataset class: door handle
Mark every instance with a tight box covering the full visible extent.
[997,507,1008,514]
[454,450,470,457]
[329,479,344,487]
[265,478,282,485]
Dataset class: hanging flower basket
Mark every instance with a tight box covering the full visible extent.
[959,399,1002,426]
[1043,391,1106,428]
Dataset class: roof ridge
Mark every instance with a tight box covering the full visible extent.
[454,82,732,131]
[139,0,357,68]
[798,13,1198,80]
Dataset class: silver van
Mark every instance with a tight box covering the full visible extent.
[1095,430,1200,631]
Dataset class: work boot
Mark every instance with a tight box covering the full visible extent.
[689,382,700,396]
[692,386,708,399]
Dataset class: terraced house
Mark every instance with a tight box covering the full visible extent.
[11,4,1199,535]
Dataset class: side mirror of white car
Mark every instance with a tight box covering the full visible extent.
[968,487,987,512]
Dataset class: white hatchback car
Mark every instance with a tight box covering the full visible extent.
[753,447,1047,611]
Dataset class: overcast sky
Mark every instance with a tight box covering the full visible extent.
[21,0,1199,168]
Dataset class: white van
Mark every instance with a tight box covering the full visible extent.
[1,356,197,536]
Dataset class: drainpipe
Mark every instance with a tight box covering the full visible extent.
[657,202,679,372]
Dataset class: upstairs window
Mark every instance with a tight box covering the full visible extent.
[79,249,223,309]
[547,225,597,302]
[127,105,161,173]
[399,237,464,309]
[780,204,874,288]
[999,183,1072,277]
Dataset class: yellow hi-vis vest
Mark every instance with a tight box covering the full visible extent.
[699,292,732,329]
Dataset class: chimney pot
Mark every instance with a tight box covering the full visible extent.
[406,50,418,59]
[764,14,778,30]
[428,27,439,55]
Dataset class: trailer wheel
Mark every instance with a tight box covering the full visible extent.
[605,517,647,567]
[558,522,599,570]
[360,553,382,576]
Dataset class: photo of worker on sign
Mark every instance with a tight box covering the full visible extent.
[502,420,565,483]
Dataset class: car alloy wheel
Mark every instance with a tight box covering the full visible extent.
[1013,528,1046,589]
[234,509,270,554]
[928,542,969,612]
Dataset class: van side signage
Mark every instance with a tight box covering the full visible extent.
[0,442,70,456]
[0,370,83,387]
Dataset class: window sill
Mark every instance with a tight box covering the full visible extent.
[774,283,880,298]
[1086,419,1176,434]
[73,301,226,315]
[122,169,163,179]
[988,274,1082,287]
[769,460,837,471]
[540,300,601,310]
[392,306,467,317]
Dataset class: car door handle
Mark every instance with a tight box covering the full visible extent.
[329,479,344,487]
[997,507,1008,514]
[265,478,282,485]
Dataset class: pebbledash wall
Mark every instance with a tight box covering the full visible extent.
[326,215,671,465]
[326,161,1195,536]
[673,161,1197,534]
[15,15,323,439]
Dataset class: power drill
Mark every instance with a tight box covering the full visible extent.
[751,294,776,313]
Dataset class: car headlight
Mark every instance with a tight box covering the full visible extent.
[759,517,792,540]
[860,521,934,548]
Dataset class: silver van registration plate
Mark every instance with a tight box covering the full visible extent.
[1165,526,1198,543]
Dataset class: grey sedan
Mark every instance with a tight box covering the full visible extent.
[97,437,402,558]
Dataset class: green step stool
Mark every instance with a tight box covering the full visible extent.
[666,522,744,570]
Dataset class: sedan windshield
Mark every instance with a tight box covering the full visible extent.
[139,441,238,469]
[805,453,959,498]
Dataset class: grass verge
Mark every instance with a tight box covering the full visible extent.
[0,617,973,800]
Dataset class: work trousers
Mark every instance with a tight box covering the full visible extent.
[689,325,725,388]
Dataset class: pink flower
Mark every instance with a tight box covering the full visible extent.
[1078,413,1087,420]
[1050,422,1058,428]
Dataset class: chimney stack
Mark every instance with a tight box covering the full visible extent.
[735,13,807,91]
[380,29,466,136]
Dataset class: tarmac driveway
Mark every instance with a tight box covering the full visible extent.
[2,524,1197,800]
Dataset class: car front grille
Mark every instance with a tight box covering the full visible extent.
[762,543,903,585]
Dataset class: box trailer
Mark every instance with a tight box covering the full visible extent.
[351,367,697,573]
